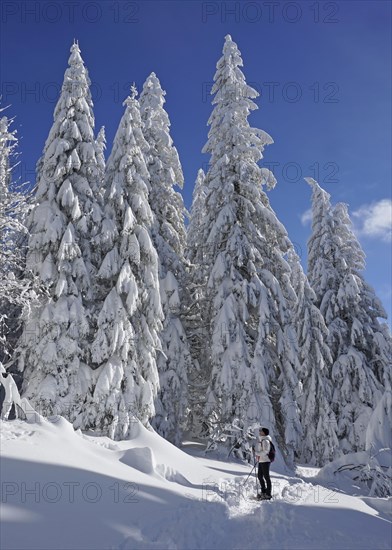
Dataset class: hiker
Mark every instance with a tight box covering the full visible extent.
[254,426,272,499]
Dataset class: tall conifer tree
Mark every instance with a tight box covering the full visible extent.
[82,87,163,438]
[200,35,302,460]
[289,250,339,464]
[307,178,391,453]
[19,43,103,421]
[139,74,191,445]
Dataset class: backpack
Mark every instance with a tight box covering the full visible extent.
[268,441,276,463]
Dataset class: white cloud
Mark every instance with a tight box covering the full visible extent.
[352,199,392,243]
[300,208,312,226]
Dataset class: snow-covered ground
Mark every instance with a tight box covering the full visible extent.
[1,416,391,550]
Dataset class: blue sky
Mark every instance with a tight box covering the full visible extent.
[1,0,391,322]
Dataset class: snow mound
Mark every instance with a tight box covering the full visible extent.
[316,450,392,497]
[155,464,192,486]
[119,446,156,474]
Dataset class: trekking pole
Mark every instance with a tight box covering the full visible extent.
[244,460,257,485]
[243,446,258,485]
[253,449,259,495]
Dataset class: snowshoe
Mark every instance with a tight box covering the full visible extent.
[258,494,272,501]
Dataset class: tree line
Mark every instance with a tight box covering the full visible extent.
[1,36,390,467]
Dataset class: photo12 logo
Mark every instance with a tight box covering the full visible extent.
[201,81,340,104]
[201,2,340,24]
[1,481,139,504]
[1,2,140,24]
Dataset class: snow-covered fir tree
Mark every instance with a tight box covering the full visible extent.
[95,125,106,193]
[200,35,302,461]
[186,168,211,437]
[187,169,207,266]
[306,177,392,453]
[288,250,339,465]
[0,112,21,364]
[18,42,103,421]
[81,86,163,439]
[139,72,191,445]
[0,111,36,367]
